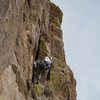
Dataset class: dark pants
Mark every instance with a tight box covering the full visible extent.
[46,68,51,81]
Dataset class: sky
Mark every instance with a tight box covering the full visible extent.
[51,0,100,100]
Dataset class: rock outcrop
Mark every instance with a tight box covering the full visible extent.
[0,0,76,100]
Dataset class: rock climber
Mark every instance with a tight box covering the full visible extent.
[38,56,52,80]
[33,56,52,84]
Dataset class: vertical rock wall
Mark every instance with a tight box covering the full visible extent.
[0,0,76,100]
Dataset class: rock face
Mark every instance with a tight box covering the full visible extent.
[0,0,76,100]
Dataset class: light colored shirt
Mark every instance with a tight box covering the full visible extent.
[44,56,51,65]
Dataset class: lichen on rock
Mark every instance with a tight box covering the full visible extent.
[33,84,43,95]
[38,38,49,60]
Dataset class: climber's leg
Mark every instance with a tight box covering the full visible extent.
[46,68,51,81]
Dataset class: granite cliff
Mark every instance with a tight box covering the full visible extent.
[0,0,76,100]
